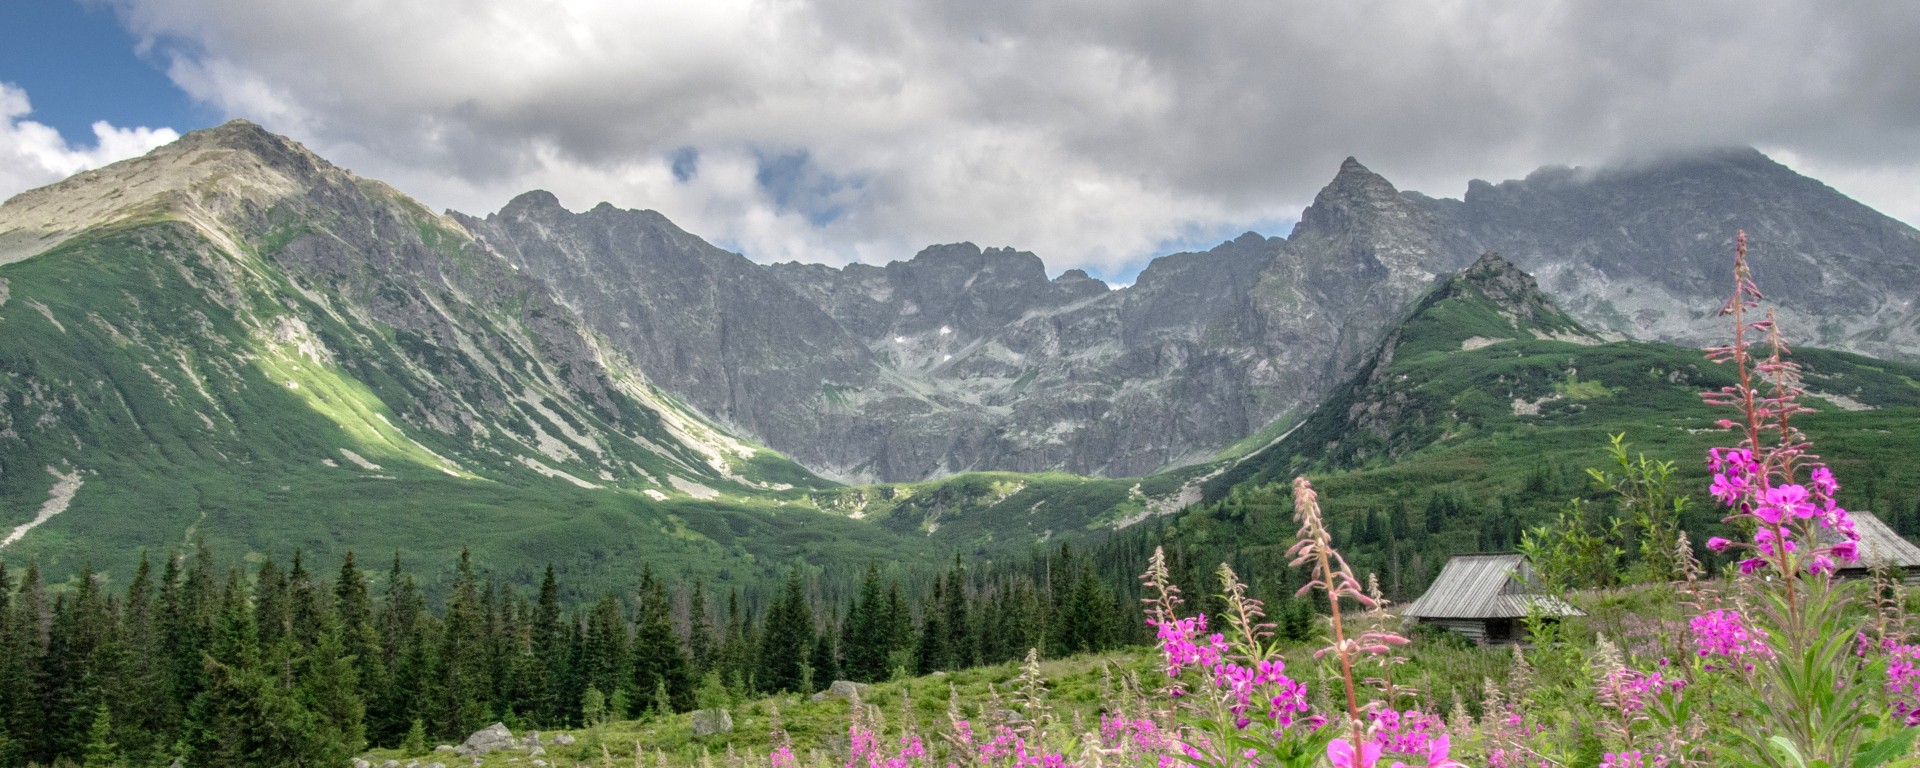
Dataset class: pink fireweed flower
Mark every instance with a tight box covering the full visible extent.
[1330,738,1383,768]
[1811,466,1839,497]
[1599,750,1671,768]
[1765,484,1816,520]
[1690,609,1772,670]
[1884,643,1920,726]
[1706,536,1732,552]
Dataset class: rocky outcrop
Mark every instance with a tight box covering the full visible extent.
[454,723,514,757]
[1413,148,1920,360]
[690,708,734,735]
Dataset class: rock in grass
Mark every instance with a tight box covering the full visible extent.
[691,708,734,735]
[455,723,515,757]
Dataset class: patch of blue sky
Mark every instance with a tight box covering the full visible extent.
[752,148,863,227]
[0,0,210,143]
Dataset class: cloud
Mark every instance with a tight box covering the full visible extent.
[0,83,179,202]
[81,1,1920,274]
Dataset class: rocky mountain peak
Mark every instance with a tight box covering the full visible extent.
[172,119,328,175]
[1289,157,1403,236]
[500,189,565,215]
[1449,251,1568,325]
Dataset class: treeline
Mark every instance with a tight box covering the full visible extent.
[0,542,1139,767]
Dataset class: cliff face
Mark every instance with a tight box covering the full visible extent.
[1414,148,1920,359]
[16,121,1917,488]
[454,148,1920,483]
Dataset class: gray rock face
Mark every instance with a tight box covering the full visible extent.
[454,723,514,757]
[810,680,869,702]
[456,148,1920,482]
[690,708,734,735]
[1411,148,1920,360]
[25,123,1914,491]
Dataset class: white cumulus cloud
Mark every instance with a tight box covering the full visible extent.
[71,1,1920,275]
[0,83,180,202]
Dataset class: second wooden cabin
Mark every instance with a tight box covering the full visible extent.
[1402,552,1581,646]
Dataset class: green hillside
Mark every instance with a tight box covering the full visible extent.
[1150,253,1920,602]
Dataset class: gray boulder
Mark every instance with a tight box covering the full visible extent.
[810,680,868,702]
[353,759,371,768]
[691,708,734,736]
[551,734,576,746]
[455,723,515,757]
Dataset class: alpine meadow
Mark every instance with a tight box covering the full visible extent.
[9,5,1920,766]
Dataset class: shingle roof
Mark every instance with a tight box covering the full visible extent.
[1402,553,1582,619]
[1839,511,1920,570]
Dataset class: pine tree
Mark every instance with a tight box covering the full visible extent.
[8,562,49,764]
[372,553,425,745]
[630,566,692,714]
[581,594,630,711]
[333,551,391,745]
[0,561,14,766]
[915,581,949,675]
[297,618,368,765]
[810,611,841,690]
[185,570,325,767]
[430,549,492,740]
[883,582,912,678]
[686,579,715,674]
[279,553,315,649]
[530,564,567,725]
[82,703,119,768]
[757,567,814,693]
[942,559,974,669]
[841,562,889,683]
[116,553,167,764]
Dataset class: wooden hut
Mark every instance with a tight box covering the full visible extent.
[1835,511,1920,584]
[1402,553,1581,646]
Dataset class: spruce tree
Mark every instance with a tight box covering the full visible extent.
[841,562,888,682]
[630,566,692,714]
[372,554,425,745]
[915,584,948,675]
[431,549,491,740]
[333,552,391,744]
[810,613,841,689]
[82,703,119,768]
[117,553,167,764]
[531,565,567,726]
[686,578,715,674]
[942,559,974,668]
[581,594,629,708]
[0,561,21,767]
[297,619,368,765]
[756,567,814,693]
[883,582,912,678]
[185,570,323,767]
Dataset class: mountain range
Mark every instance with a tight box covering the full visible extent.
[3,120,1919,585]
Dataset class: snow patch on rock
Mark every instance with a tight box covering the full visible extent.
[339,449,382,470]
[516,456,603,489]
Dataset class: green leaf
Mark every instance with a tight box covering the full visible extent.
[1856,729,1918,768]
[1770,736,1809,768]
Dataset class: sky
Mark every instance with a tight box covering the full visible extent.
[3,1,1920,283]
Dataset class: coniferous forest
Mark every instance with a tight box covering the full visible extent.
[0,537,1214,768]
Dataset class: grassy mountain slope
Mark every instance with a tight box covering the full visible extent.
[0,122,923,591]
[1156,252,1920,601]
